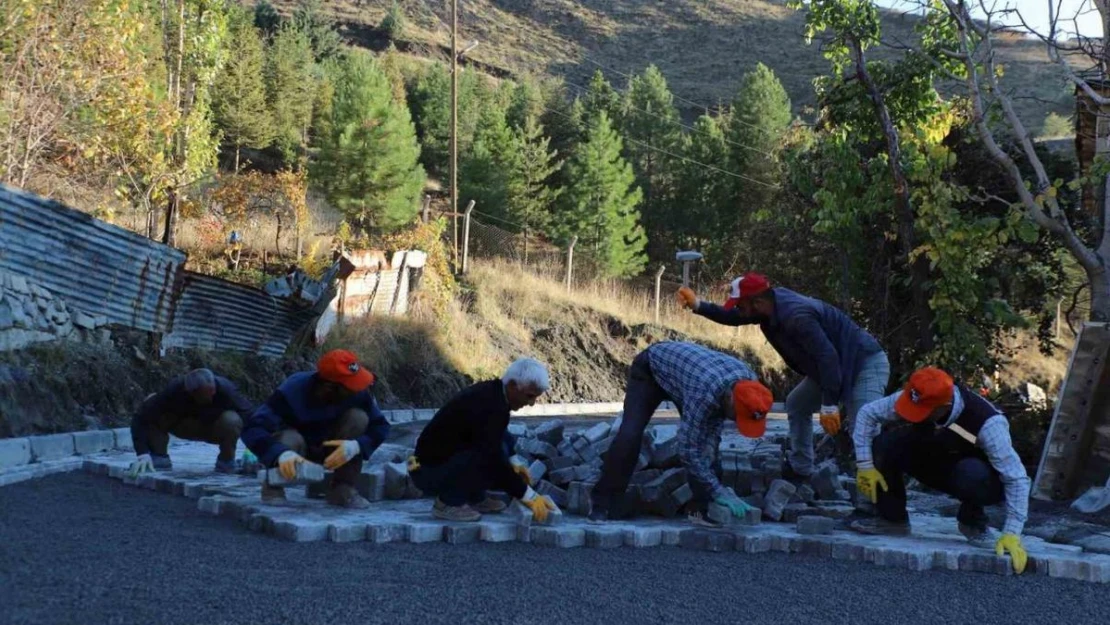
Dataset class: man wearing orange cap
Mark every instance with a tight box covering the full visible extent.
[849,367,1030,574]
[589,341,774,525]
[678,273,888,480]
[241,349,391,508]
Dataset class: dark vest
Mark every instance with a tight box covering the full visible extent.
[910,385,1003,459]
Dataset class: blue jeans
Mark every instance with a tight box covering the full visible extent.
[786,350,890,476]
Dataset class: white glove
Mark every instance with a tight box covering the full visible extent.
[322,439,362,470]
[129,454,154,477]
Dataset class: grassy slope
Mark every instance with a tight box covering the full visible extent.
[260,0,1072,124]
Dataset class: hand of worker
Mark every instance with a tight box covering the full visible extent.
[512,462,532,486]
[819,405,841,436]
[856,466,889,504]
[714,491,755,518]
[677,287,699,310]
[519,487,557,523]
[407,456,421,473]
[995,533,1028,575]
[277,450,305,481]
[322,439,361,470]
[128,454,155,478]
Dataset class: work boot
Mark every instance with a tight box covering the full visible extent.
[849,517,912,536]
[687,511,722,529]
[327,483,371,509]
[958,522,1000,549]
[472,497,507,514]
[261,484,287,504]
[151,454,173,470]
[586,507,610,523]
[214,459,238,474]
[433,498,481,522]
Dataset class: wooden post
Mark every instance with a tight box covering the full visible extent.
[565,236,578,293]
[523,229,529,267]
[450,0,459,268]
[654,264,666,325]
[421,194,431,224]
[461,200,475,274]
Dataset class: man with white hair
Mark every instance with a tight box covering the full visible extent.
[129,368,253,475]
[409,358,558,522]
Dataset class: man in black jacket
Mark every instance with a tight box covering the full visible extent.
[409,358,557,522]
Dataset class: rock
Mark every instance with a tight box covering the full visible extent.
[548,466,576,486]
[811,460,841,500]
[797,515,835,535]
[544,455,577,472]
[73,310,98,330]
[516,438,558,459]
[527,459,547,484]
[8,274,29,294]
[781,503,812,523]
[566,481,592,515]
[641,467,688,503]
[762,479,798,521]
[582,422,611,443]
[580,435,614,463]
[532,420,565,446]
[536,480,568,508]
[1022,382,1048,410]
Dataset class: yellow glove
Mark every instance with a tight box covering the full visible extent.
[407,456,421,472]
[677,287,698,310]
[521,489,556,523]
[512,463,532,486]
[996,533,1028,574]
[856,466,889,504]
[819,405,841,436]
[322,439,361,470]
[277,450,305,481]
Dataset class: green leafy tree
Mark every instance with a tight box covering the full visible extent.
[505,115,563,232]
[311,50,425,233]
[266,24,316,167]
[292,0,343,61]
[460,103,516,221]
[580,69,622,130]
[408,64,491,176]
[506,76,545,132]
[559,113,646,278]
[380,1,407,43]
[213,7,274,171]
[676,115,732,256]
[253,0,281,37]
[620,65,681,259]
[726,63,792,221]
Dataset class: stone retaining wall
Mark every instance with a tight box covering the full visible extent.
[0,270,112,351]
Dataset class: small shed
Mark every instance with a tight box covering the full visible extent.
[1074,77,1110,217]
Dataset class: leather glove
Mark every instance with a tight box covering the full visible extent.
[322,439,361,470]
[714,491,754,518]
[277,450,305,480]
[129,454,154,477]
[677,287,699,310]
[996,533,1028,574]
[512,462,532,486]
[819,405,841,436]
[856,466,889,504]
[519,487,556,523]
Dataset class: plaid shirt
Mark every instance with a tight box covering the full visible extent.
[647,342,758,500]
[854,389,1030,535]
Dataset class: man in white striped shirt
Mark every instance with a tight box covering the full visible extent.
[849,367,1030,574]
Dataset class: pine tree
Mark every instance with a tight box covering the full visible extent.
[310,50,425,233]
[408,64,490,177]
[620,65,681,259]
[559,113,646,278]
[266,25,316,167]
[213,7,274,171]
[292,0,343,61]
[726,63,791,221]
[254,0,282,37]
[506,76,544,132]
[460,103,517,221]
[676,114,731,255]
[580,69,622,130]
[505,115,563,233]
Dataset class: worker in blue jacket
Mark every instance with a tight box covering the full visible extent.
[678,272,889,480]
[241,349,390,508]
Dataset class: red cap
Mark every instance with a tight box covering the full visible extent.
[733,380,774,438]
[317,349,375,393]
[723,273,771,310]
[895,367,954,423]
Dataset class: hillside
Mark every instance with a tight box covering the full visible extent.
[260,0,1073,124]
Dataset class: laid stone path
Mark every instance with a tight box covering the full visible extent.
[71,440,1110,584]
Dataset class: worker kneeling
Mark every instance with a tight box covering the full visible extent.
[850,367,1031,574]
[589,341,773,525]
[241,350,390,509]
[128,368,252,476]
[409,358,556,522]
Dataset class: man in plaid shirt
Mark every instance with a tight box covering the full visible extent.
[850,367,1031,574]
[589,341,773,524]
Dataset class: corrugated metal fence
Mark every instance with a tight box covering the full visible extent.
[0,184,185,332]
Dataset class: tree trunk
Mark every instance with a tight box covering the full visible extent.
[275,215,283,257]
[1086,262,1110,322]
[161,188,178,247]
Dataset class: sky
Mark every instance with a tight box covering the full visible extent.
[873,0,1104,38]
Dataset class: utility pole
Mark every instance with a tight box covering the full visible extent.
[450,0,459,269]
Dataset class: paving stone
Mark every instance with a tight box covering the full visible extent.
[0,438,31,469]
[508,500,534,526]
[574,465,601,483]
[112,428,133,451]
[650,435,680,468]
[932,548,962,571]
[384,462,408,499]
[958,552,1012,576]
[413,409,436,421]
[406,523,445,543]
[1074,533,1110,555]
[662,527,690,546]
[262,462,325,486]
[707,502,762,526]
[527,459,547,484]
[762,479,797,521]
[781,503,812,523]
[548,466,576,486]
[641,468,687,503]
[544,455,577,472]
[273,520,329,542]
[516,438,558,459]
[367,523,406,543]
[624,527,663,548]
[572,436,590,452]
[586,527,625,549]
[635,453,650,472]
[680,530,736,552]
[532,420,565,446]
[28,434,75,461]
[581,436,616,463]
[630,469,661,486]
[445,524,482,544]
[797,515,835,535]
[792,483,816,504]
[831,540,867,562]
[810,503,855,519]
[582,422,611,444]
[72,430,114,455]
[811,461,840,500]
[0,470,33,486]
[479,522,517,542]
[738,533,773,554]
[359,466,386,501]
[797,537,834,557]
[772,534,801,553]
[404,475,423,499]
[567,481,592,515]
[535,480,568,508]
[556,440,576,458]
[530,527,585,548]
[327,523,367,543]
[248,513,272,534]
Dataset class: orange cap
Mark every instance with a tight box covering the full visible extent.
[895,367,954,423]
[733,380,774,438]
[317,349,375,393]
